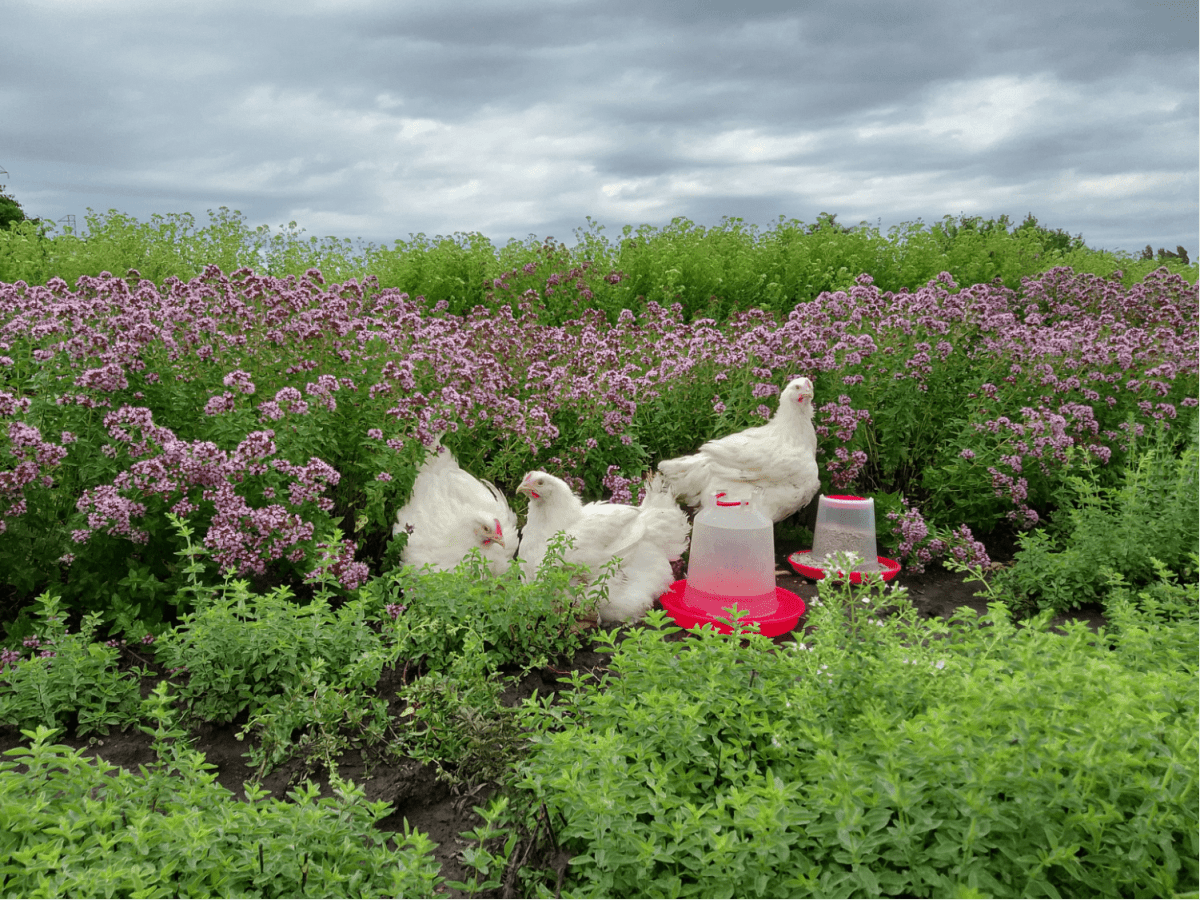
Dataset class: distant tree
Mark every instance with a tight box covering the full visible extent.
[806,212,852,234]
[1013,213,1086,253]
[0,184,28,229]
[1158,245,1191,266]
[1140,244,1190,265]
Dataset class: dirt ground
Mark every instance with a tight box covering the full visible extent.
[0,544,1107,897]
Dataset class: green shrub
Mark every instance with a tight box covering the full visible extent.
[395,627,526,788]
[155,575,391,726]
[3,206,1192,319]
[237,654,396,781]
[378,536,599,676]
[1101,556,1199,664]
[377,538,603,785]
[0,593,143,738]
[996,430,1199,613]
[364,230,497,314]
[0,687,443,899]
[515,568,1199,898]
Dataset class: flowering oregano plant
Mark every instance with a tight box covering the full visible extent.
[0,261,1193,617]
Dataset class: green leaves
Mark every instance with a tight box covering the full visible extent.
[996,431,1199,614]
[382,538,597,676]
[517,584,1199,898]
[153,571,394,771]
[0,721,444,898]
[0,593,143,738]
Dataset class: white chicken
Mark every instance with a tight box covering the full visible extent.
[516,471,690,624]
[657,376,820,522]
[392,439,519,576]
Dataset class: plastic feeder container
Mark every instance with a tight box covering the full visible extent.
[790,494,900,582]
[788,551,901,583]
[661,580,805,636]
[683,492,775,607]
[662,491,805,635]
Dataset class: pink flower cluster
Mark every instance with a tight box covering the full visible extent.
[71,406,351,582]
[305,536,370,591]
[601,465,644,506]
[948,524,991,569]
[887,500,945,573]
[223,369,256,394]
[826,447,869,490]
[886,499,991,574]
[0,415,70,533]
[483,257,624,309]
[814,395,872,488]
[0,261,1194,594]
[0,626,76,672]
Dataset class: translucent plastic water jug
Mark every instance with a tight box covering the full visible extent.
[682,491,777,615]
[811,494,881,573]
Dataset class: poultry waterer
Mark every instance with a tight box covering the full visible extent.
[661,491,804,636]
[789,494,900,583]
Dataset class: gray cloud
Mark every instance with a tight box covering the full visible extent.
[2,0,1195,256]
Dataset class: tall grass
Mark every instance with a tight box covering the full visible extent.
[2,209,1194,323]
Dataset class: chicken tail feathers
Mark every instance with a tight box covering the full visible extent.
[638,506,691,561]
[479,477,507,508]
[657,454,710,507]
[639,471,678,509]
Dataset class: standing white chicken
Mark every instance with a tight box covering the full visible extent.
[392,439,518,576]
[516,471,690,623]
[657,376,820,521]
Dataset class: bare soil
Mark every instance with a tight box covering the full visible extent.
[0,540,1106,897]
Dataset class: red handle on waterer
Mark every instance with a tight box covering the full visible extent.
[714,491,743,507]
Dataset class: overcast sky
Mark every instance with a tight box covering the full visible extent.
[3,0,1197,258]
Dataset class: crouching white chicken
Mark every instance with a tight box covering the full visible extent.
[392,439,518,576]
[657,376,820,521]
[516,471,690,624]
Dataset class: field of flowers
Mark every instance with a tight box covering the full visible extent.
[0,256,1195,619]
[0,215,1197,897]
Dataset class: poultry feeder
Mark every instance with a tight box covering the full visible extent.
[789,494,900,583]
[661,491,805,636]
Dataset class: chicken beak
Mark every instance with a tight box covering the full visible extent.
[516,477,539,500]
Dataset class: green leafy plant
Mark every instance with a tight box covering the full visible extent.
[378,539,602,787]
[379,537,599,676]
[0,685,445,899]
[236,654,395,781]
[0,592,144,738]
[514,573,1198,898]
[1101,555,1199,668]
[996,429,1199,613]
[447,794,521,897]
[154,571,391,727]
[395,628,526,788]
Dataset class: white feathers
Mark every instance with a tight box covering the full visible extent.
[517,471,690,624]
[393,440,518,576]
[393,376,817,617]
[657,376,820,522]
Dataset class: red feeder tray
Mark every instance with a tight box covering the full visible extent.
[659,580,805,636]
[788,550,901,583]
